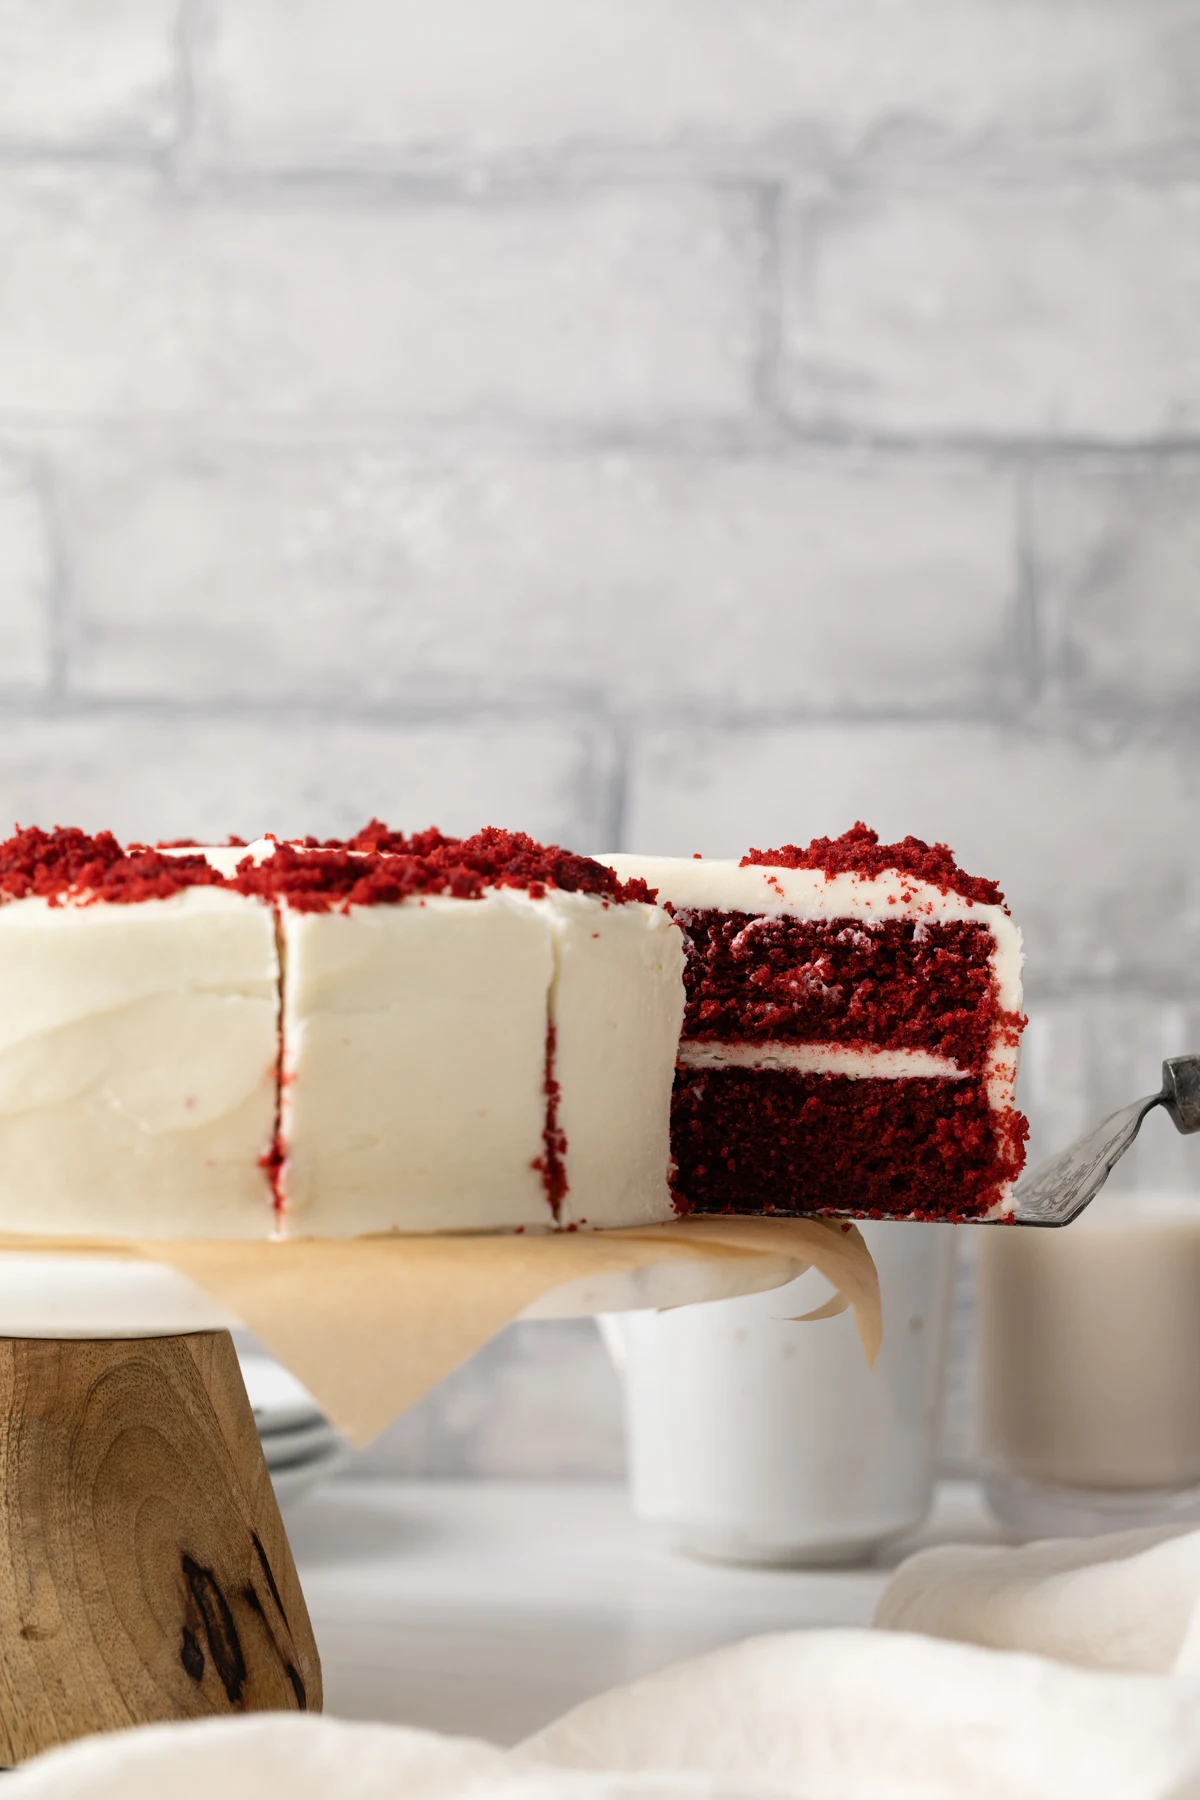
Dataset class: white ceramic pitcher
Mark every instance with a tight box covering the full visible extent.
[602,1220,957,1565]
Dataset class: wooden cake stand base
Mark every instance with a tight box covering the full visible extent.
[0,1330,321,1764]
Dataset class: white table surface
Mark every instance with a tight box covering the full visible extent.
[285,1478,1004,1745]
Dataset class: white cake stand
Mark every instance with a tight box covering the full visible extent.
[0,1246,803,1337]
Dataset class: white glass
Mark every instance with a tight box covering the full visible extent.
[604,1221,956,1566]
[980,1192,1200,1536]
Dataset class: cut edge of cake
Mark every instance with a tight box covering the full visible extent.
[605,825,1027,1223]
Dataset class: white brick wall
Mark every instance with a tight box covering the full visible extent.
[783,184,1200,440]
[0,461,52,692]
[196,0,1200,172]
[0,0,1196,1478]
[0,0,178,150]
[0,173,758,424]
[0,714,611,848]
[1032,461,1200,706]
[64,444,1018,711]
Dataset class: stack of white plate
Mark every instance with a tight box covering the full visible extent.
[238,1353,352,1509]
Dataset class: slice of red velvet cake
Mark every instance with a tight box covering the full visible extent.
[607,826,1027,1222]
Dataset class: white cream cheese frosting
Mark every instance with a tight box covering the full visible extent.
[123,841,688,1236]
[676,1042,969,1079]
[547,893,684,1230]
[0,886,279,1238]
[278,889,555,1236]
[277,887,685,1236]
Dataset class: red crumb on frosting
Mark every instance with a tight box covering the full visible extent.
[742,822,1004,907]
[447,826,657,903]
[346,820,456,857]
[236,825,656,911]
[295,820,457,857]
[258,1131,285,1221]
[0,826,223,905]
[532,1022,568,1215]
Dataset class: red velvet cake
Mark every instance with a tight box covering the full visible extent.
[0,817,1025,1236]
[607,827,1027,1222]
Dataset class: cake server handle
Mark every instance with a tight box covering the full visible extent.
[1006,1054,1200,1228]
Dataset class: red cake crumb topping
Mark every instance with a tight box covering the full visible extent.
[0,826,222,905]
[742,823,1004,908]
[347,820,456,856]
[233,842,452,909]
[236,826,655,911]
[448,827,657,903]
[296,820,456,857]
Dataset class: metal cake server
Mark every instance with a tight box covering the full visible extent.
[1006,1054,1200,1227]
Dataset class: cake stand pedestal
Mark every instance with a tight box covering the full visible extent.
[0,1329,319,1765]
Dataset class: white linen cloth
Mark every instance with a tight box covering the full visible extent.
[10,1522,1200,1800]
[874,1519,1200,1674]
[0,1714,787,1799]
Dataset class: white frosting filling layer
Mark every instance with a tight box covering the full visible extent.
[0,887,278,1238]
[677,1042,968,1080]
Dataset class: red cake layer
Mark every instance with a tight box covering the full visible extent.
[677,911,1002,1069]
[671,1067,1028,1222]
[0,826,222,905]
[235,827,655,912]
[743,822,1004,907]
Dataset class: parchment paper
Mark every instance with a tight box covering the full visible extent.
[0,1219,879,1444]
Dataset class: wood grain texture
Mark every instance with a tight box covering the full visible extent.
[0,1330,321,1763]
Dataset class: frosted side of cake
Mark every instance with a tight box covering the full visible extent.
[277,888,687,1236]
[257,828,685,1236]
[548,892,685,1230]
[278,890,555,1235]
[0,886,278,1238]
